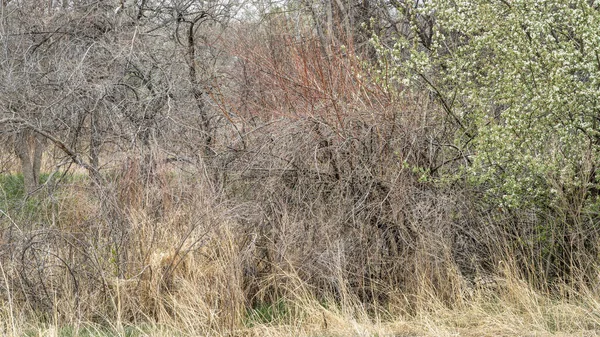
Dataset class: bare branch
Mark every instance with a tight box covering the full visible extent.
[0,117,103,183]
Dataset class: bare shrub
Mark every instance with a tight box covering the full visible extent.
[218,15,480,310]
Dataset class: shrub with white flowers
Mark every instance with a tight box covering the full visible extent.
[377,0,600,213]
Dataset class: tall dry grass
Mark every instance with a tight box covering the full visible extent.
[2,162,600,336]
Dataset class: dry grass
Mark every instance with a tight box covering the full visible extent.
[2,158,600,337]
[2,249,600,337]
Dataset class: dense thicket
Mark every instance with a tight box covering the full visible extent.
[0,0,599,334]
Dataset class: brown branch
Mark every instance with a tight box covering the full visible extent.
[0,117,103,184]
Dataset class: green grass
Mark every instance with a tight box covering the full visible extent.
[245,299,291,327]
[0,172,82,224]
[0,173,26,200]
[0,173,42,220]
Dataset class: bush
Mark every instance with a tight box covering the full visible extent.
[374,0,600,282]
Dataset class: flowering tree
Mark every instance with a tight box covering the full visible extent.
[379,0,600,217]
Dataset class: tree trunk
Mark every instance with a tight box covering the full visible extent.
[15,130,36,195]
[32,133,45,186]
[90,108,101,171]
[186,15,214,156]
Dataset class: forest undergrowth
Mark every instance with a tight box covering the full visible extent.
[2,153,600,337]
[3,1,600,336]
[2,93,600,336]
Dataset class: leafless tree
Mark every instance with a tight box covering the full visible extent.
[0,0,243,192]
